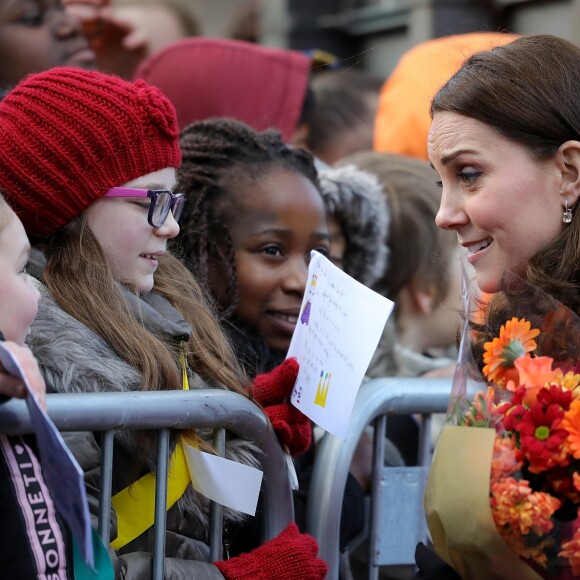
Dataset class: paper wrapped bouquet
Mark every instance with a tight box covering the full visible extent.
[425,278,580,579]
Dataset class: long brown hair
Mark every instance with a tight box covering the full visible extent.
[43,215,248,399]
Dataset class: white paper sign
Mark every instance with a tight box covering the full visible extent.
[0,343,94,567]
[289,252,394,439]
[182,444,263,516]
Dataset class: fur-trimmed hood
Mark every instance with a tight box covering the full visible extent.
[316,162,390,289]
[27,283,261,533]
[29,284,198,396]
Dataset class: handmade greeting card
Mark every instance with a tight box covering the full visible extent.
[288,251,394,438]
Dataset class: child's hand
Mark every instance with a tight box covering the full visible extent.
[0,343,46,410]
[251,358,312,456]
[251,358,299,407]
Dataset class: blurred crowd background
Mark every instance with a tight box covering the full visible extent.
[187,0,579,77]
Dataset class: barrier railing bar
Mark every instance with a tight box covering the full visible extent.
[0,390,294,547]
[209,428,226,562]
[368,414,387,580]
[418,414,432,468]
[307,377,452,579]
[99,430,115,544]
[153,428,170,580]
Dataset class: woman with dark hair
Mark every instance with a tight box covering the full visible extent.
[418,34,580,579]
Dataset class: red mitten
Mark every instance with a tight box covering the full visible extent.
[251,358,299,406]
[214,522,327,580]
[251,359,311,455]
[264,403,311,456]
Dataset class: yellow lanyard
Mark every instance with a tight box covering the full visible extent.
[110,345,191,550]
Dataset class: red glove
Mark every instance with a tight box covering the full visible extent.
[215,522,327,580]
[251,358,311,455]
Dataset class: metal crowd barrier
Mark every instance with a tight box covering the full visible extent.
[307,377,453,580]
[0,389,294,579]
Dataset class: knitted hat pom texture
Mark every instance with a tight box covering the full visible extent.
[0,67,181,237]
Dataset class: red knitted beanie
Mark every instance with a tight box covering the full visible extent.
[0,67,181,237]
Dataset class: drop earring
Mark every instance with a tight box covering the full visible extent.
[563,200,573,224]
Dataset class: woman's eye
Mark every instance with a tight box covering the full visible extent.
[19,264,28,275]
[458,168,482,185]
[435,180,443,189]
[133,201,150,210]
[261,245,283,257]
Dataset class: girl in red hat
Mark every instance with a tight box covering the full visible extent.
[0,66,326,580]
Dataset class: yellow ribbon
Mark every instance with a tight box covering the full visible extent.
[110,346,192,550]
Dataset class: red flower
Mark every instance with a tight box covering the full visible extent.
[536,384,572,411]
[502,398,527,433]
[516,403,569,473]
[543,467,580,503]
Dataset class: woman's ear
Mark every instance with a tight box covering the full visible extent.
[556,140,580,208]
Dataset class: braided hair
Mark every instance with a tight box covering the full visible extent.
[176,117,319,320]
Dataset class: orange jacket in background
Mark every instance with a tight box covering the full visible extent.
[373,32,518,161]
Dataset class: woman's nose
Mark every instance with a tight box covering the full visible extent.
[435,190,468,231]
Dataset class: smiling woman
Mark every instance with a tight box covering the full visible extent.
[428,34,580,315]
[429,112,563,295]
[417,34,580,580]
[0,0,97,89]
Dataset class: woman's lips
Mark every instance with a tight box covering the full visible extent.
[465,238,494,264]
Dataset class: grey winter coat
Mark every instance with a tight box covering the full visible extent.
[27,284,261,579]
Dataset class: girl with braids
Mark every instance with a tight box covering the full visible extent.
[176,117,330,377]
[176,117,367,554]
[0,68,326,580]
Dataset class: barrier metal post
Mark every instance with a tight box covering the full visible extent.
[307,377,452,579]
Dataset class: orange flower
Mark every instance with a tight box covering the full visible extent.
[483,318,540,387]
[514,356,558,389]
[491,477,560,537]
[560,526,580,575]
[562,400,580,459]
[490,436,522,484]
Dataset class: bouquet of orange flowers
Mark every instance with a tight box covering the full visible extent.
[425,274,580,580]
